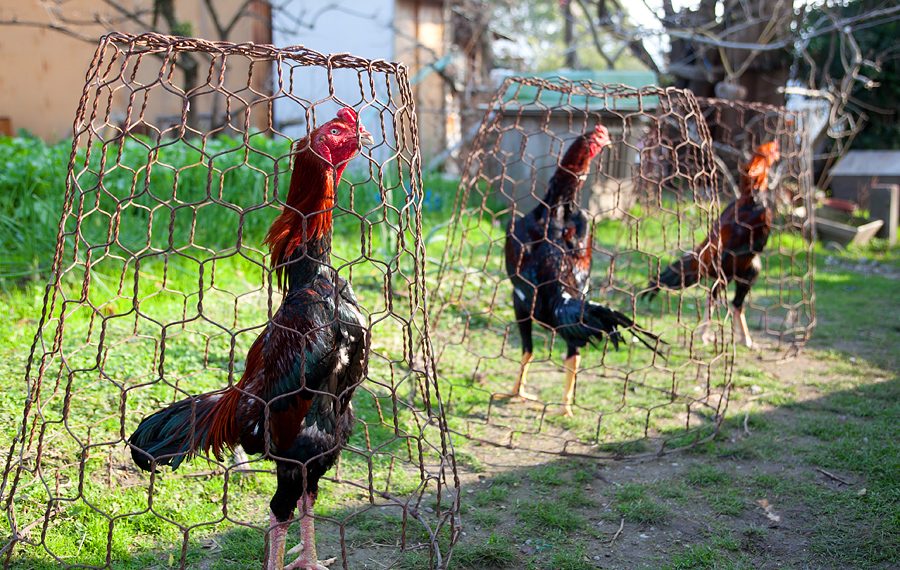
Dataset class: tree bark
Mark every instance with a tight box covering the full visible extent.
[563,0,577,69]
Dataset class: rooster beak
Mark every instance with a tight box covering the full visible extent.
[358,126,375,147]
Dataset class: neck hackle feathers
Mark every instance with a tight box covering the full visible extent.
[548,124,609,206]
[740,141,780,195]
[264,108,373,289]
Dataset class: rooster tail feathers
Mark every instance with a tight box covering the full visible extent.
[129,393,224,471]
[584,301,665,356]
[554,297,665,356]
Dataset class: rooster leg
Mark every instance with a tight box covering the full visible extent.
[285,493,335,570]
[733,305,753,349]
[550,353,580,417]
[265,510,292,570]
[732,267,757,349]
[698,297,715,345]
[497,352,539,401]
[498,315,539,401]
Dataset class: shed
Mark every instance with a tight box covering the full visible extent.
[486,70,658,218]
[829,150,900,203]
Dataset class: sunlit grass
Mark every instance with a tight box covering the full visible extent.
[0,133,457,569]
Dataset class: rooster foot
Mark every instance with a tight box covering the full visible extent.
[494,389,539,402]
[284,554,335,570]
[548,406,574,418]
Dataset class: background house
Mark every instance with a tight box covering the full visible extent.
[0,0,271,142]
[272,0,455,164]
[0,0,479,166]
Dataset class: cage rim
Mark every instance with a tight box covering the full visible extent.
[101,31,411,75]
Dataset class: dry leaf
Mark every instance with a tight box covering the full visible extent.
[756,498,781,523]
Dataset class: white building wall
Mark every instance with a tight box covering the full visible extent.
[272,0,399,163]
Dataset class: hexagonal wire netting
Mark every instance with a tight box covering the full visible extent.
[696,97,816,356]
[429,77,737,459]
[1,33,458,569]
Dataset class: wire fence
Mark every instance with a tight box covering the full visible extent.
[429,77,736,459]
[696,97,816,354]
[1,32,458,570]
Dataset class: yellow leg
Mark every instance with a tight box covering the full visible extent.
[551,354,580,417]
[496,352,538,401]
[698,297,715,345]
[734,305,753,349]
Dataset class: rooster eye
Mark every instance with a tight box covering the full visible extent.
[330,128,340,135]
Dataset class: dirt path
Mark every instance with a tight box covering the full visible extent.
[439,341,897,570]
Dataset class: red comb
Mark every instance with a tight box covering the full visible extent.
[337,107,358,125]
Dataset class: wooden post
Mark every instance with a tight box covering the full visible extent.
[869,183,899,245]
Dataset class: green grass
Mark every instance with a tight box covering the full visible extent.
[471,484,510,507]
[527,463,566,486]
[548,545,595,570]
[0,132,458,569]
[0,133,460,285]
[515,501,585,535]
[468,509,500,527]
[453,533,516,567]
[685,464,730,487]
[3,131,900,569]
[706,488,747,517]
[558,487,598,509]
[612,484,671,525]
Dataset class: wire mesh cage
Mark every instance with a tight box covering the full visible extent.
[696,97,816,352]
[428,77,735,459]
[1,33,458,570]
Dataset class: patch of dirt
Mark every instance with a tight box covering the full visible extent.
[820,255,900,280]
[437,343,895,570]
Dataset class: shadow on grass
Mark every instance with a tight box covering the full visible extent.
[428,363,899,570]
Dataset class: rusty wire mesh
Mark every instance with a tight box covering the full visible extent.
[428,77,735,458]
[1,33,458,569]
[696,97,816,352]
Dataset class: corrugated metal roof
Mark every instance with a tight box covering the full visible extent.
[831,150,900,177]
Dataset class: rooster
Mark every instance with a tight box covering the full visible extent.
[643,141,780,348]
[501,124,661,417]
[129,108,374,570]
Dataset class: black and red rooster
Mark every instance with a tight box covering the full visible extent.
[501,124,661,417]
[643,141,780,348]
[129,108,374,570]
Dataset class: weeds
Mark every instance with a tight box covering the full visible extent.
[516,501,585,534]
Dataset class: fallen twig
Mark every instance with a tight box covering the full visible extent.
[594,472,620,487]
[14,504,65,539]
[744,411,751,435]
[816,467,851,485]
[607,517,625,546]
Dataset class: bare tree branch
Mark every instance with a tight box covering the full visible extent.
[0,18,98,42]
[572,0,661,73]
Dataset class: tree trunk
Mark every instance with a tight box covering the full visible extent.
[563,0,577,69]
